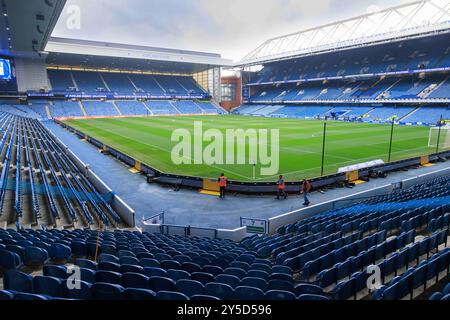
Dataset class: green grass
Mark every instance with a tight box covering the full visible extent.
[63,115,443,182]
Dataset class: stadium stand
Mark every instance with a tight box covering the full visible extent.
[0,113,124,230]
[0,169,448,300]
[82,101,120,117]
[115,101,150,116]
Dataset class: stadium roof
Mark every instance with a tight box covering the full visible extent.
[0,0,66,57]
[237,0,450,67]
[44,37,233,74]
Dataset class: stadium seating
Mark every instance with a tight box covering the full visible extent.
[0,113,123,229]
[0,172,447,300]
[82,101,119,117]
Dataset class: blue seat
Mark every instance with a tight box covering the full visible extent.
[122,272,149,289]
[270,272,293,282]
[190,294,220,300]
[161,260,181,270]
[79,268,96,284]
[224,267,247,279]
[91,283,124,300]
[120,256,140,266]
[172,255,191,264]
[13,293,50,300]
[49,244,71,261]
[268,280,294,292]
[121,264,143,274]
[65,280,92,300]
[71,241,87,257]
[234,286,265,300]
[205,282,234,300]
[429,292,444,300]
[182,262,202,274]
[203,265,223,276]
[118,250,135,258]
[100,245,117,256]
[412,265,427,290]
[441,293,450,300]
[265,290,296,300]
[0,290,14,300]
[191,272,215,285]
[140,258,160,268]
[75,258,97,271]
[124,288,156,300]
[298,294,330,300]
[23,246,48,267]
[176,279,204,297]
[43,265,68,280]
[143,267,167,277]
[3,270,33,293]
[215,274,241,289]
[294,283,325,296]
[443,283,450,295]
[230,261,251,271]
[0,250,21,271]
[236,254,256,265]
[167,269,190,282]
[98,261,121,273]
[148,276,176,292]
[241,277,268,292]
[272,265,292,275]
[332,278,355,300]
[95,270,122,285]
[247,270,270,280]
[33,276,64,298]
[98,253,119,264]
[156,290,189,300]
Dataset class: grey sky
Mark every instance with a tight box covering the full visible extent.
[52,0,412,61]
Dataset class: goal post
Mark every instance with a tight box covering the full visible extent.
[428,125,450,149]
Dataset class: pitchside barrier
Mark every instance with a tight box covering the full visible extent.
[55,120,450,196]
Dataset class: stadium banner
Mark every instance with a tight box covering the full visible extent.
[27,91,54,98]
[240,217,268,234]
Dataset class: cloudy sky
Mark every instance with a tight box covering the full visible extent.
[52,0,412,61]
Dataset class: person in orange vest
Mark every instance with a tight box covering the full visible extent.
[218,173,227,199]
[301,179,312,206]
[276,175,287,200]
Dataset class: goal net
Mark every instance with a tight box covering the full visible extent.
[428,125,450,149]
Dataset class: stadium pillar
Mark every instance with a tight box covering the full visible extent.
[435,115,443,153]
[388,120,395,163]
[320,122,327,176]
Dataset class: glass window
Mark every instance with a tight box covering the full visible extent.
[221,84,236,101]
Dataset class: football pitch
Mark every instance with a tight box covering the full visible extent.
[62,115,441,182]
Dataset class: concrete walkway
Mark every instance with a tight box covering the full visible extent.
[45,121,450,230]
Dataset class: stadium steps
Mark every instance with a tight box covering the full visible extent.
[45,103,52,118]
[378,79,402,99]
[78,101,88,117]
[98,73,112,92]
[127,75,140,92]
[111,101,123,116]
[193,101,206,114]
[152,77,167,94]
[69,71,79,91]
[140,101,154,115]
[423,75,450,98]
[168,101,181,114]
[361,107,376,118]
[175,79,190,95]
[400,107,421,122]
